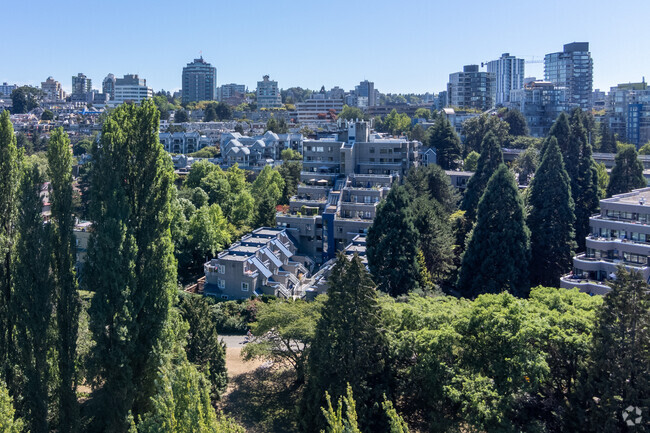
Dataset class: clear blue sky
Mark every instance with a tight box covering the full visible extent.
[1,0,647,95]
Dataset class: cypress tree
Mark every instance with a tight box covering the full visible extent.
[0,110,21,387]
[461,131,504,223]
[86,100,177,431]
[606,144,646,197]
[47,128,80,432]
[13,164,52,433]
[526,137,576,287]
[428,112,462,170]
[367,185,420,296]
[568,268,650,432]
[301,254,390,433]
[457,165,530,297]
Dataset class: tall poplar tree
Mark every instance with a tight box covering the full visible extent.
[461,131,504,223]
[457,165,530,297]
[527,137,576,287]
[86,100,177,431]
[301,254,390,433]
[606,144,646,197]
[367,185,420,296]
[568,268,650,432]
[13,165,52,433]
[0,110,21,386]
[47,128,80,432]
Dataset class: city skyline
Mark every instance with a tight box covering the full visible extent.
[1,0,648,95]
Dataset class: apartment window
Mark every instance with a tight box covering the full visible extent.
[221,295,229,300]
[241,282,249,291]
[369,148,375,153]
[364,211,371,218]
[218,264,225,274]
[218,279,225,289]
[306,224,312,231]
[380,148,387,154]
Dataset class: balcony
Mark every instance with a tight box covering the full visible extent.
[560,276,610,295]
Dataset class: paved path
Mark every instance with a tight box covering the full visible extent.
[220,334,249,348]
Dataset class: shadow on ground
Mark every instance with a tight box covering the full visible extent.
[220,367,301,433]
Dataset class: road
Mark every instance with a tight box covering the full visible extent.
[220,334,249,348]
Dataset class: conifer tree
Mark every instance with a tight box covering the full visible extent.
[367,185,420,296]
[599,122,617,153]
[0,381,23,433]
[428,112,462,169]
[546,112,571,159]
[47,128,80,432]
[572,113,599,252]
[86,100,177,431]
[457,165,530,297]
[12,165,52,433]
[568,268,650,432]
[461,131,504,223]
[526,137,576,287]
[606,144,646,197]
[0,110,21,385]
[301,254,390,433]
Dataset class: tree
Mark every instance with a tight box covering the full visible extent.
[428,113,462,169]
[569,268,650,433]
[409,123,428,143]
[253,194,277,228]
[251,165,284,205]
[266,117,288,134]
[10,86,41,114]
[457,165,530,298]
[0,381,23,433]
[526,137,576,287]
[281,149,301,161]
[243,298,322,384]
[599,122,617,153]
[383,109,411,136]
[0,110,21,386]
[301,254,390,433]
[185,159,218,189]
[595,162,609,199]
[12,164,52,433]
[174,109,189,123]
[546,112,571,160]
[462,113,509,155]
[463,150,479,172]
[203,105,217,122]
[403,164,459,214]
[414,108,432,120]
[512,146,539,185]
[41,109,54,121]
[638,141,650,155]
[338,105,365,121]
[501,108,528,137]
[278,159,302,204]
[47,128,80,432]
[367,186,420,296]
[187,204,231,260]
[606,144,646,197]
[461,131,504,223]
[86,100,177,431]
[178,295,227,399]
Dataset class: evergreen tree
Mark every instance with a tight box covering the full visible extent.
[428,112,462,169]
[572,113,599,252]
[546,112,571,159]
[367,185,420,296]
[86,100,177,431]
[568,268,650,433]
[462,113,510,155]
[526,137,576,287]
[599,122,617,153]
[403,163,459,214]
[47,128,80,432]
[0,111,21,387]
[501,108,529,137]
[411,197,455,285]
[461,131,504,223]
[301,254,390,433]
[457,165,530,297]
[253,194,277,228]
[178,295,228,399]
[12,165,52,433]
[0,381,23,433]
[606,144,646,197]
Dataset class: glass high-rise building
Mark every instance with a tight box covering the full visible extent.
[182,57,217,103]
[447,65,496,111]
[544,42,593,109]
[487,53,525,105]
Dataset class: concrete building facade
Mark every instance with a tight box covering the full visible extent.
[507,79,574,137]
[256,75,282,109]
[102,74,116,100]
[447,65,496,111]
[544,42,593,109]
[487,53,525,105]
[112,74,153,105]
[182,57,217,103]
[41,77,65,101]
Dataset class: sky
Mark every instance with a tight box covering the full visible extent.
[1,0,648,95]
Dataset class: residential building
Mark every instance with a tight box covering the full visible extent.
[562,187,650,295]
[159,131,212,154]
[111,74,153,105]
[544,42,593,109]
[487,53,525,105]
[217,83,246,103]
[440,107,481,137]
[220,130,303,166]
[295,93,343,125]
[447,65,496,111]
[327,86,345,100]
[102,73,116,100]
[182,57,217,103]
[41,77,65,101]
[71,73,92,102]
[0,82,17,97]
[355,80,376,107]
[203,227,312,300]
[507,79,574,137]
[256,75,282,109]
[605,80,650,147]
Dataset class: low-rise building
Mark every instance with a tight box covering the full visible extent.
[561,187,650,295]
[203,227,312,300]
[159,131,212,154]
